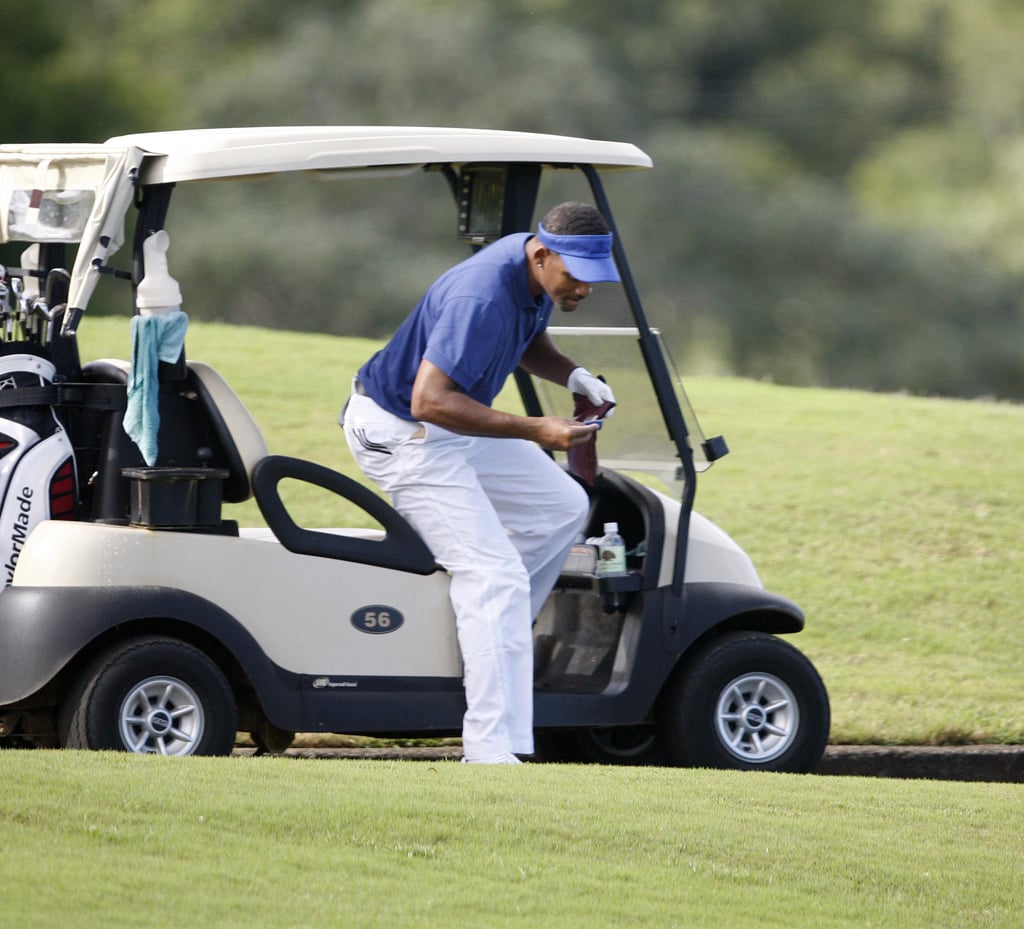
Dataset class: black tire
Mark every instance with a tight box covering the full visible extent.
[250,720,295,755]
[657,631,830,773]
[59,636,237,756]
[534,724,665,765]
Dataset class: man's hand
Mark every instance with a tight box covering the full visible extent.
[567,367,616,411]
[533,417,600,452]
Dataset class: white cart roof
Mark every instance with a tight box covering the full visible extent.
[0,127,651,321]
[105,126,652,184]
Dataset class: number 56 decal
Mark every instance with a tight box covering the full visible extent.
[351,605,405,635]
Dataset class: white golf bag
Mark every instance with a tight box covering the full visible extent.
[0,349,77,587]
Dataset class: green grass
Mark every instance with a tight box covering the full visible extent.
[688,380,1024,746]
[2,751,1021,929]
[75,317,1024,746]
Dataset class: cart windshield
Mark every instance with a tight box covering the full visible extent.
[523,326,715,496]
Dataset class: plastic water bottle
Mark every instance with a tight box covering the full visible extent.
[597,521,627,577]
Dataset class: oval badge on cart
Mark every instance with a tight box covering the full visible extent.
[351,605,404,635]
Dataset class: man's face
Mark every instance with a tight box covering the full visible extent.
[539,253,593,312]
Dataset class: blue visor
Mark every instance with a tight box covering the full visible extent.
[537,223,620,283]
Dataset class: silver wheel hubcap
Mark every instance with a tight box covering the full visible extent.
[715,672,798,763]
[119,676,205,755]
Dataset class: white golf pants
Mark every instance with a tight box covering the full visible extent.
[342,390,589,760]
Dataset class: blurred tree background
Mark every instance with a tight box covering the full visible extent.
[4,0,1024,399]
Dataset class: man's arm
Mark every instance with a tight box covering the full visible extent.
[519,331,577,385]
[409,359,596,451]
[521,331,617,411]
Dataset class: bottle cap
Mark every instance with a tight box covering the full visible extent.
[603,522,619,534]
[136,230,183,311]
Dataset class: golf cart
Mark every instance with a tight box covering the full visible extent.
[0,128,829,771]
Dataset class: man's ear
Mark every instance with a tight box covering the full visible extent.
[529,241,551,266]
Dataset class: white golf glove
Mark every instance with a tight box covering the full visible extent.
[567,366,616,412]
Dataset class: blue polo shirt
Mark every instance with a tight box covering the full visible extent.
[358,233,552,419]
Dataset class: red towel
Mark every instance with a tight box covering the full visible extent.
[567,395,615,485]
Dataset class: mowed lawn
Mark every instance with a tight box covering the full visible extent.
[2,750,1021,929]
[2,317,1017,929]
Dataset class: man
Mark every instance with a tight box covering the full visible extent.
[341,201,618,763]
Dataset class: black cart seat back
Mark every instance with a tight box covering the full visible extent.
[78,358,267,513]
[187,361,268,503]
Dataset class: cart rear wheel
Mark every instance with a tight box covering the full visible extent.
[534,724,664,765]
[658,631,829,772]
[60,636,237,756]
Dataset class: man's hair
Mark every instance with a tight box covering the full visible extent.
[540,202,610,236]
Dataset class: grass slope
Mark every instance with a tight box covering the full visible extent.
[76,318,1024,746]
[2,751,1021,929]
[690,379,1024,745]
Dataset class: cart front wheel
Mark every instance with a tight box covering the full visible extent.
[658,631,829,773]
